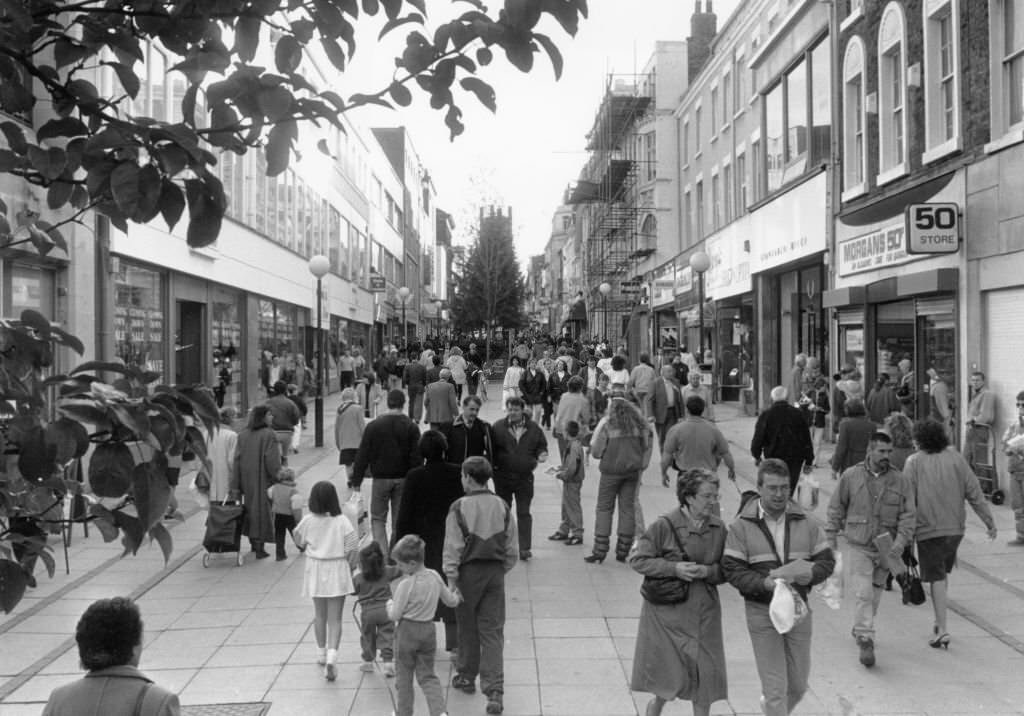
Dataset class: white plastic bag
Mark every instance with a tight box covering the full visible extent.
[341,491,369,540]
[813,551,843,610]
[769,579,809,634]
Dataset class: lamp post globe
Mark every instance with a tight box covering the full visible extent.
[598,282,612,343]
[398,286,411,350]
[689,250,711,358]
[308,254,330,448]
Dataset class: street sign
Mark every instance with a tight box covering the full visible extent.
[904,203,960,254]
[620,280,641,295]
[369,273,386,291]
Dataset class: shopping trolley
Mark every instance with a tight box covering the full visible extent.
[967,424,1006,505]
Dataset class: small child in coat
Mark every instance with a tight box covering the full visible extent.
[352,541,401,676]
[267,467,302,561]
[548,421,586,546]
[387,535,461,716]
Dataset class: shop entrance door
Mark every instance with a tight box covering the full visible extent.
[175,301,204,385]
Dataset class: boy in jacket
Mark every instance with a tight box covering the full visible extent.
[491,397,548,561]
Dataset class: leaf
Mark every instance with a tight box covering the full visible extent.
[47,325,85,356]
[116,512,146,556]
[70,185,90,210]
[533,32,563,79]
[234,14,262,62]
[57,400,110,425]
[460,77,496,112]
[134,164,162,222]
[18,426,57,482]
[110,162,141,217]
[89,505,120,543]
[89,442,136,498]
[0,148,23,171]
[160,181,186,231]
[0,560,28,613]
[38,548,56,579]
[157,145,189,176]
[257,86,294,123]
[70,360,129,376]
[389,81,413,107]
[316,138,332,157]
[184,178,224,248]
[362,0,379,13]
[274,36,303,74]
[45,418,90,462]
[148,522,173,564]
[47,181,73,210]
[54,38,90,68]
[476,47,493,65]
[380,13,425,41]
[265,119,297,176]
[110,403,152,439]
[504,42,535,73]
[36,117,89,143]
[27,146,67,181]
[131,459,171,531]
[347,93,393,110]
[320,37,347,71]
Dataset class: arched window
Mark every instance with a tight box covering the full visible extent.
[842,36,867,199]
[878,3,908,182]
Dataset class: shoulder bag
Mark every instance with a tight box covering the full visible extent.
[640,516,692,605]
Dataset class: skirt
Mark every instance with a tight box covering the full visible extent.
[302,557,354,598]
[338,448,358,466]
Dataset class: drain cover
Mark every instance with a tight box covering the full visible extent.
[182,704,270,716]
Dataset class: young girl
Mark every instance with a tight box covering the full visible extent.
[293,481,358,681]
[386,535,461,716]
[352,541,401,676]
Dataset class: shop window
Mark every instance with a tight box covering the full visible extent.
[211,296,242,413]
[113,260,165,374]
[785,58,808,168]
[764,82,784,192]
[923,0,961,160]
[3,263,55,319]
[842,37,867,199]
[878,3,908,183]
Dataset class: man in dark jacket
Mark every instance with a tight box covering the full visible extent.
[444,395,494,464]
[646,365,683,450]
[266,380,300,463]
[750,386,815,491]
[426,354,443,384]
[722,458,835,716]
[350,390,421,550]
[403,352,428,423]
[491,396,548,560]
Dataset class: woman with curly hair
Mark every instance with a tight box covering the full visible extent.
[883,412,915,470]
[585,388,654,563]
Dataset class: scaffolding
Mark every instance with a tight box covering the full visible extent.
[566,75,655,344]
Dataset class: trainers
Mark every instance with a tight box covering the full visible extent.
[325,662,337,681]
[451,674,476,694]
[382,661,395,677]
[520,550,532,561]
[486,692,504,714]
[857,637,875,667]
[360,660,374,672]
[1008,537,1024,546]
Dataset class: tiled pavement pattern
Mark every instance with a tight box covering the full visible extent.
[2,388,1023,714]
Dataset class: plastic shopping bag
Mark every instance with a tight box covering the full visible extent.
[341,491,369,541]
[813,551,843,610]
[769,579,809,634]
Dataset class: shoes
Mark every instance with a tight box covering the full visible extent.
[325,648,338,681]
[1008,537,1024,546]
[583,553,605,564]
[615,554,628,563]
[452,674,476,694]
[254,550,270,560]
[645,697,665,716]
[520,550,532,561]
[486,693,504,714]
[382,661,395,676]
[360,660,374,672]
[275,555,286,561]
[565,536,583,546]
[857,637,875,667]
[929,632,951,649]
[548,532,568,541]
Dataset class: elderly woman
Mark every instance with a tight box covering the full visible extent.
[334,387,366,486]
[629,469,727,716]
[903,419,997,649]
[43,597,180,715]
[830,398,876,479]
[395,430,466,651]
[230,405,282,559]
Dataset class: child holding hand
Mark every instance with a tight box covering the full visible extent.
[352,541,401,676]
[387,535,462,716]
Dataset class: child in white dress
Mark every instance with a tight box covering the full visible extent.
[294,481,358,681]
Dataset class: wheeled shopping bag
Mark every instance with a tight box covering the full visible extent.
[202,500,245,567]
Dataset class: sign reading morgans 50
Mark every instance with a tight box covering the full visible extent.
[837,224,909,276]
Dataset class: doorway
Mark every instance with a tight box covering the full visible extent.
[175,300,205,385]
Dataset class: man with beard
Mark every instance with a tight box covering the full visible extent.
[825,432,915,668]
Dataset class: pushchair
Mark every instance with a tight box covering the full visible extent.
[202,500,246,567]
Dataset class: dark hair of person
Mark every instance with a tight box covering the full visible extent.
[685,395,705,416]
[611,355,626,371]
[419,429,448,462]
[462,456,493,485]
[757,458,791,488]
[359,541,386,582]
[391,534,425,564]
[432,355,442,366]
[567,375,584,392]
[676,468,716,508]
[386,389,406,409]
[913,419,950,453]
[462,394,483,408]
[248,404,271,430]
[505,395,525,409]
[640,352,652,366]
[869,431,893,445]
[273,380,288,395]
[76,597,143,671]
[307,480,342,516]
[844,398,867,417]
[567,420,580,438]
[883,413,914,449]
[509,356,521,367]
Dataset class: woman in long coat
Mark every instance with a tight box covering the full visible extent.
[230,405,281,558]
[394,430,465,650]
[629,468,727,716]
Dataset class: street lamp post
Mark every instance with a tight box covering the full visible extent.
[689,250,711,358]
[308,254,330,448]
[598,282,612,343]
[397,286,411,350]
[441,308,450,349]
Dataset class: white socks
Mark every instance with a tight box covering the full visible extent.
[315,647,326,665]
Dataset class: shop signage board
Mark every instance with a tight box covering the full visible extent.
[904,203,960,254]
[837,222,913,276]
[748,172,828,274]
[369,273,386,291]
[651,262,675,306]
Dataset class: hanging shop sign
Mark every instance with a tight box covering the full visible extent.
[369,273,386,291]
[904,203,960,254]
[652,262,675,307]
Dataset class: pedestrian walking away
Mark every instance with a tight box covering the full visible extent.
[229,405,282,559]
[335,387,366,486]
[630,468,728,716]
[267,466,302,561]
[443,457,519,715]
[659,396,735,488]
[825,431,916,668]
[750,386,814,492]
[424,368,459,431]
[491,396,548,560]
[350,390,421,550]
[352,542,400,676]
[722,458,835,716]
[404,353,428,423]
[266,380,301,463]
[830,399,877,479]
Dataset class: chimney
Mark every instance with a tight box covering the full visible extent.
[688,0,718,82]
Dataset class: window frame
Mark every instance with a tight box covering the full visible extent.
[877,2,909,185]
[842,37,868,200]
[987,0,1024,152]
[922,0,963,161]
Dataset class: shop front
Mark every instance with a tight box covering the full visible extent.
[649,261,677,362]
[703,227,753,402]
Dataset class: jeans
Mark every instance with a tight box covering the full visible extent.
[592,472,639,558]
[359,603,394,662]
[1011,471,1024,539]
[371,477,404,550]
[558,481,583,538]
[494,474,534,552]
[847,545,887,641]
[273,513,297,559]
[408,388,424,423]
[455,562,506,697]
[273,430,293,463]
[395,620,445,716]
[745,600,813,716]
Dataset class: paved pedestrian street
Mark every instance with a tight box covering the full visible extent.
[2,391,1023,715]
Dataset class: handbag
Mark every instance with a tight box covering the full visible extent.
[640,516,692,605]
[896,547,927,606]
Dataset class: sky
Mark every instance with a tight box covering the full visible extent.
[347,0,742,265]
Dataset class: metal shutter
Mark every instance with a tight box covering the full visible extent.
[984,288,1024,476]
